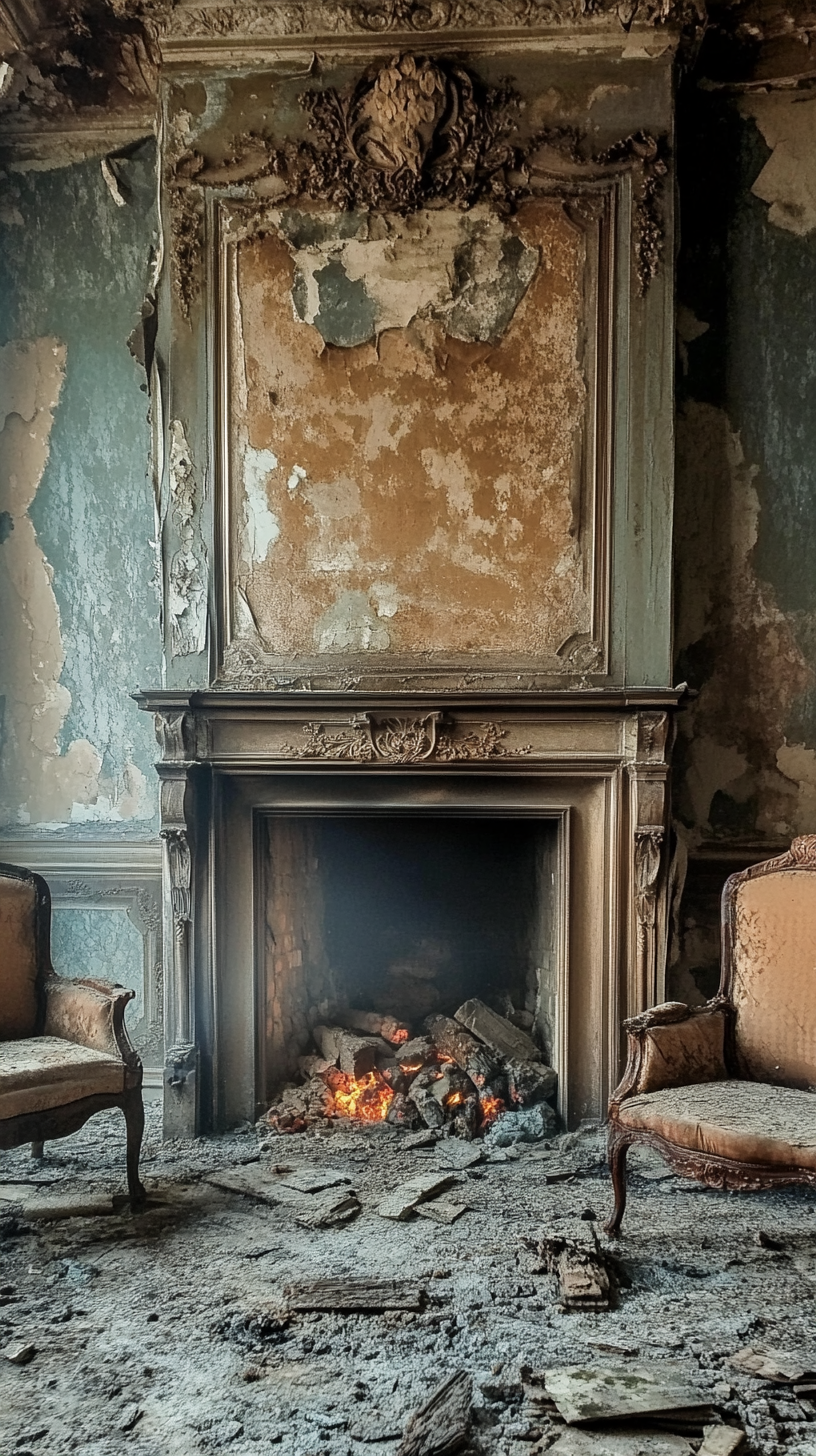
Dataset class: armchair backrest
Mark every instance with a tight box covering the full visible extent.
[721,835,816,1090]
[0,862,50,1039]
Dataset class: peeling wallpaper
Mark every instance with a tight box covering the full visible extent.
[0,141,162,831]
[670,88,816,998]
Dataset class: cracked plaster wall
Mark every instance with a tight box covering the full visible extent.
[231,199,587,662]
[670,89,816,1001]
[0,141,162,832]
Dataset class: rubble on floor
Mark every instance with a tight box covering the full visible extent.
[1,1112,816,1456]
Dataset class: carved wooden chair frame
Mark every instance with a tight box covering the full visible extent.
[0,862,146,1210]
[606,835,816,1236]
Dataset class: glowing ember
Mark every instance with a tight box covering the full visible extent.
[478,1094,505,1128]
[328,1070,394,1122]
[444,1091,465,1107]
[390,1028,409,1045]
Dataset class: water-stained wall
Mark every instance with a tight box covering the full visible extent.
[670,87,816,1000]
[0,141,162,831]
[231,199,588,663]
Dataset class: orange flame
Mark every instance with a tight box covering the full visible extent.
[479,1094,505,1128]
[444,1091,465,1107]
[328,1070,394,1122]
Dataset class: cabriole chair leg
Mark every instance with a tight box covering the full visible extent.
[605,1132,632,1237]
[123,1089,147,1211]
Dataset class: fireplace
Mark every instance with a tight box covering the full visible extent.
[141,14,682,1138]
[138,694,679,1136]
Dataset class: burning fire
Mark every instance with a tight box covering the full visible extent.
[478,1093,505,1128]
[328,1071,394,1122]
[390,1027,409,1045]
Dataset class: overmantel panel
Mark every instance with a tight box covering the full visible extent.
[160,35,676,694]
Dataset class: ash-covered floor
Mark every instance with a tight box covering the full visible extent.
[2,1108,816,1456]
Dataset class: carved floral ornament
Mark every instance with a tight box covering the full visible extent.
[281,712,532,763]
[168,53,668,314]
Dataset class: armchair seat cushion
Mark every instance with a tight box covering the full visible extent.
[618,1079,816,1170]
[0,1036,125,1120]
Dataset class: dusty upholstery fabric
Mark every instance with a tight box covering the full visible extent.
[0,878,38,1039]
[619,1080,816,1168]
[44,978,119,1056]
[638,1008,727,1093]
[731,870,816,1088]
[0,1036,124,1119]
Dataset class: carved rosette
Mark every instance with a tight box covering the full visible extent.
[281,713,531,763]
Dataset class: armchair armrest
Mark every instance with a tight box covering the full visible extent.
[609,996,733,1112]
[43,974,141,1071]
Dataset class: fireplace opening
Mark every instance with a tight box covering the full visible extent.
[261,814,560,1138]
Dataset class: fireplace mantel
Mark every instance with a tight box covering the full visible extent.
[139,688,682,1135]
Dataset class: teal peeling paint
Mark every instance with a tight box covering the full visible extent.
[0,140,162,826]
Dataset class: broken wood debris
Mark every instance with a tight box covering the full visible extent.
[284,1277,423,1312]
[425,1014,497,1086]
[337,1009,410,1044]
[526,1219,614,1310]
[454,997,540,1064]
[729,1345,816,1383]
[377,1172,455,1221]
[542,1364,713,1427]
[396,1370,473,1456]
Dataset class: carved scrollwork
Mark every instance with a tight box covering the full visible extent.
[154,710,195,762]
[268,55,529,214]
[281,713,530,762]
[790,835,816,867]
[634,825,663,934]
[162,827,192,939]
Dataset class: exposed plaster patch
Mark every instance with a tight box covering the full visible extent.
[314,590,391,653]
[741,93,816,237]
[674,399,814,839]
[242,443,280,562]
[282,207,539,348]
[0,338,150,828]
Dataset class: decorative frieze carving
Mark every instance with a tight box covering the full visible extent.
[281,712,532,763]
[166,0,705,41]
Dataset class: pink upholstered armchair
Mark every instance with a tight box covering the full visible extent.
[0,862,145,1209]
[606,835,816,1234]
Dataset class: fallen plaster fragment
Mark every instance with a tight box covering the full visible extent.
[543,1365,712,1426]
[377,1171,456,1221]
[283,1277,423,1311]
[741,94,816,237]
[287,463,306,492]
[548,1434,694,1456]
[697,1427,745,1456]
[729,1345,816,1383]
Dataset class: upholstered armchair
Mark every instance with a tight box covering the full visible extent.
[606,835,816,1235]
[0,862,145,1209]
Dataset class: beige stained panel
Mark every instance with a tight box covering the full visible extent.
[731,869,816,1088]
[230,199,589,660]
